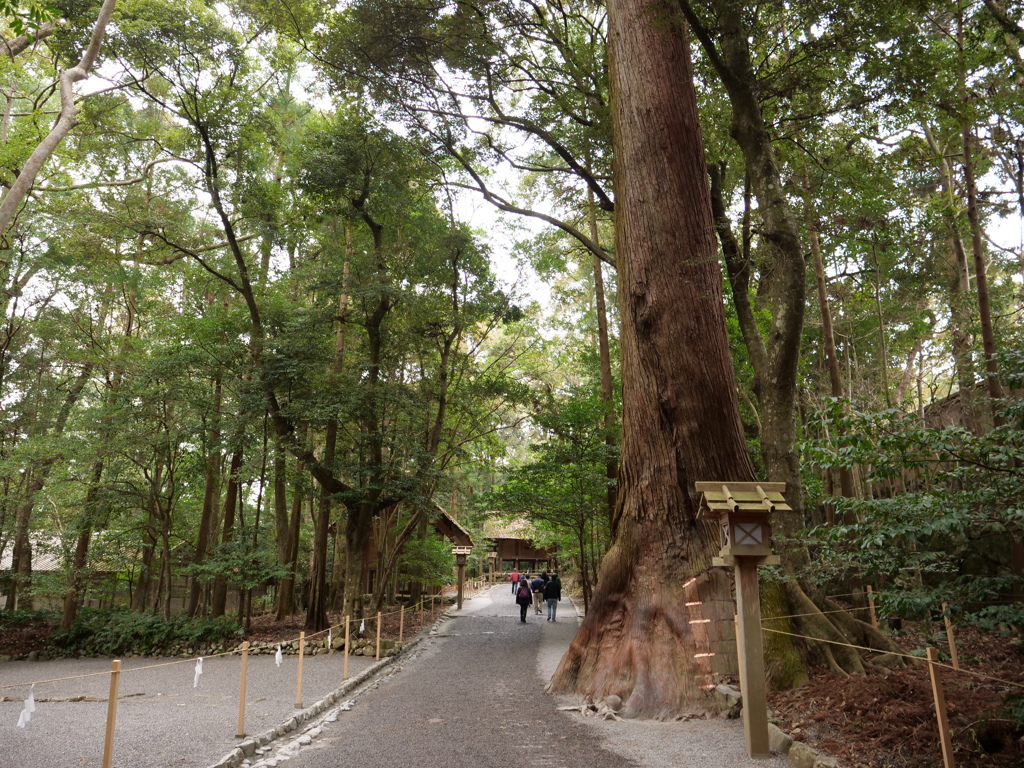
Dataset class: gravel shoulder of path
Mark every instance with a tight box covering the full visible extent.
[0,648,381,768]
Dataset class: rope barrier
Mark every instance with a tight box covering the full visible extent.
[761,626,1024,690]
[0,644,245,692]
[0,600,432,694]
[820,592,1017,608]
[3,586,474,701]
[4,595,452,763]
[119,647,241,674]
[762,607,873,621]
[0,669,115,692]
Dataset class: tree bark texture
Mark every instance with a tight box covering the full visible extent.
[956,12,1003,423]
[691,0,807,551]
[7,361,95,609]
[588,192,620,530]
[276,454,305,620]
[211,443,244,617]
[961,127,1004,420]
[548,0,755,718]
[61,460,105,628]
[188,378,223,617]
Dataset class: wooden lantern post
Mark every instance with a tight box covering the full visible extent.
[452,546,472,609]
[487,551,497,585]
[697,481,786,760]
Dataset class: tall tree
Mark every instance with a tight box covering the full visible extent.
[548,0,755,716]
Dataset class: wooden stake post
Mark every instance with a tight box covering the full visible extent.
[102,659,121,768]
[697,481,786,760]
[866,585,879,629]
[941,602,960,671]
[343,616,350,681]
[375,612,382,661]
[295,631,305,708]
[399,605,405,642]
[927,647,956,768]
[236,641,249,738]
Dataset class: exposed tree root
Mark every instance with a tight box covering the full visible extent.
[785,581,866,675]
[823,596,905,663]
[820,644,850,678]
[768,580,908,683]
[558,696,624,721]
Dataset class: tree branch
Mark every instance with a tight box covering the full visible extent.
[0,0,118,239]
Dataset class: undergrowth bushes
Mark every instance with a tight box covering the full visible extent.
[0,608,58,630]
[49,609,242,657]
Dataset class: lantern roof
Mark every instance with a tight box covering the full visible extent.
[695,482,790,518]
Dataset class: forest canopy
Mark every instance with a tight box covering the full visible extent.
[0,0,1021,719]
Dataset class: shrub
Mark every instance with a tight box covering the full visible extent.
[800,380,1024,630]
[0,608,58,629]
[49,609,242,657]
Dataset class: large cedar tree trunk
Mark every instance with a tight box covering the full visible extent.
[548,0,756,718]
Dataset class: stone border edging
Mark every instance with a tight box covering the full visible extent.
[713,684,840,768]
[205,631,430,768]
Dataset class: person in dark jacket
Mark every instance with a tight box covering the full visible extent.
[543,573,562,621]
[530,573,546,614]
[515,577,532,622]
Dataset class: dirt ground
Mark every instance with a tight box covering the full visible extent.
[3,601,1021,768]
[0,620,53,657]
[767,621,1024,768]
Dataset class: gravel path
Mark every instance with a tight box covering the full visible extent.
[252,585,789,768]
[1,586,791,767]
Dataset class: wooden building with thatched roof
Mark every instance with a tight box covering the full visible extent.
[482,515,555,576]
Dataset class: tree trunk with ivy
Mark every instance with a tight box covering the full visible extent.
[691,0,904,681]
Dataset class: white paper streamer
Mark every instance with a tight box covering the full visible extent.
[359,619,365,635]
[275,645,283,668]
[16,685,35,728]
[193,657,203,688]
[327,629,332,649]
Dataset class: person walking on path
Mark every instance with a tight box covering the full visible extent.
[510,568,520,593]
[515,577,532,622]
[530,572,546,615]
[544,572,562,621]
